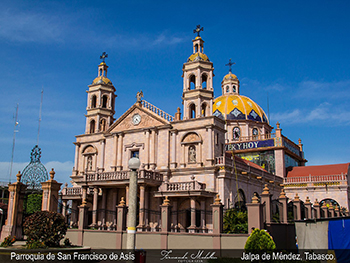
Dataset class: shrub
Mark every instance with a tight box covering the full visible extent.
[0,235,16,247]
[244,228,276,252]
[223,209,248,234]
[23,211,67,248]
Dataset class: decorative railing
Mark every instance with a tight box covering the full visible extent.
[141,100,174,122]
[159,180,206,192]
[231,133,276,142]
[83,170,162,182]
[63,187,93,196]
[85,171,128,181]
[284,174,347,184]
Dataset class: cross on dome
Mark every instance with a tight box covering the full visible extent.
[193,25,204,37]
[100,52,108,63]
[225,58,235,73]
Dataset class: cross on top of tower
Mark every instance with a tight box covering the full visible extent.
[225,58,235,73]
[100,52,108,63]
[193,25,204,37]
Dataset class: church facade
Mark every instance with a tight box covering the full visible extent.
[61,28,348,232]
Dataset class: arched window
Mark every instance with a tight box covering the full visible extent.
[100,118,106,132]
[188,145,196,163]
[233,85,236,92]
[189,75,196,90]
[252,128,259,140]
[90,120,95,134]
[202,74,207,89]
[201,103,207,117]
[189,104,196,119]
[91,95,97,108]
[102,95,108,108]
[99,69,102,76]
[233,127,240,140]
[226,86,229,93]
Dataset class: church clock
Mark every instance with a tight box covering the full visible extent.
[132,114,141,125]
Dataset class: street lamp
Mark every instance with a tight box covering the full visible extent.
[126,157,140,250]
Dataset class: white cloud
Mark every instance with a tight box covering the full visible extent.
[270,102,350,125]
[0,9,63,43]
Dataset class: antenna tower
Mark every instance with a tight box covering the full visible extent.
[9,104,19,183]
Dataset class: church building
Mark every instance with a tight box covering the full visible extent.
[61,26,348,232]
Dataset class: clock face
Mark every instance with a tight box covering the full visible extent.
[132,114,141,125]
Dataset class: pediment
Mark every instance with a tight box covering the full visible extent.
[107,104,170,133]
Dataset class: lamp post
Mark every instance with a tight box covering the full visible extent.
[126,157,140,250]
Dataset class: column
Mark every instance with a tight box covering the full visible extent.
[62,201,67,218]
[293,194,302,221]
[100,139,105,171]
[170,130,177,168]
[100,189,107,229]
[188,197,197,233]
[206,126,213,164]
[145,130,150,169]
[321,203,328,218]
[113,134,118,170]
[160,196,172,250]
[0,172,27,241]
[304,197,313,219]
[74,143,80,172]
[314,199,321,219]
[137,185,146,231]
[211,195,223,250]
[117,198,127,232]
[117,133,124,171]
[82,186,87,202]
[279,189,288,223]
[144,188,150,229]
[71,201,78,227]
[111,189,118,229]
[150,129,157,169]
[92,187,99,227]
[78,199,89,230]
[41,169,62,212]
[125,186,129,206]
[200,199,207,233]
[260,184,272,224]
[171,199,178,232]
[180,145,185,167]
[160,196,171,232]
[246,193,263,233]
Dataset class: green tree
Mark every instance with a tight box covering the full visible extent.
[25,193,42,215]
[223,209,248,234]
[244,228,276,252]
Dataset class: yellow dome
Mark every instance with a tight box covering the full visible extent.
[213,94,269,123]
[187,53,210,62]
[223,72,238,80]
[92,76,112,85]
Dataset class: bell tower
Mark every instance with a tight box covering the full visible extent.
[221,58,240,95]
[85,52,116,134]
[182,25,214,120]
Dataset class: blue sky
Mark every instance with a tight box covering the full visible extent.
[1,0,350,183]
